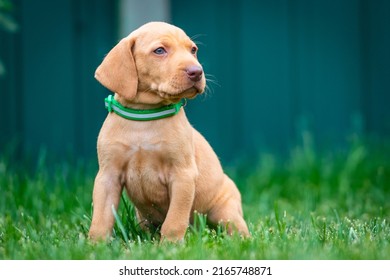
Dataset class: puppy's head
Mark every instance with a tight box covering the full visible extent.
[95,22,206,104]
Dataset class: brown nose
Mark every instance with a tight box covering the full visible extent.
[186,65,203,82]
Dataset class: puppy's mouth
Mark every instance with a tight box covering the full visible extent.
[157,84,204,100]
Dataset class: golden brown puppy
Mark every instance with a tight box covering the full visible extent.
[89,22,249,242]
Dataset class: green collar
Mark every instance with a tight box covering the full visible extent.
[104,95,184,121]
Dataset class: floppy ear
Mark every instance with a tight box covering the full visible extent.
[95,35,138,100]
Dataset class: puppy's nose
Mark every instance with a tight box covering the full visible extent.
[186,65,203,82]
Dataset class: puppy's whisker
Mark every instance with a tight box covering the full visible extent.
[202,84,215,100]
[194,41,205,47]
[205,73,218,81]
[205,75,220,88]
[191,34,206,47]
[142,87,156,94]
[204,85,212,97]
[201,73,219,98]
[191,34,205,40]
[191,33,206,40]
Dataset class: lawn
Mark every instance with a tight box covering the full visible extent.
[0,135,389,259]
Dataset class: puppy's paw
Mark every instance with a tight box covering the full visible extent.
[160,223,187,243]
[88,227,112,243]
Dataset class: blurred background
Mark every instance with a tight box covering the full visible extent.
[1,0,389,164]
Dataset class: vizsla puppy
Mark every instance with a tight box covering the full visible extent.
[89,22,249,242]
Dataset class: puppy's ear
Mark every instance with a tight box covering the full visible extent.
[95,35,138,100]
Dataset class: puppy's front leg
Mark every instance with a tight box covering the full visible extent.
[161,169,196,242]
[89,170,123,241]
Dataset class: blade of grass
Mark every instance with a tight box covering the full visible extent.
[111,205,129,245]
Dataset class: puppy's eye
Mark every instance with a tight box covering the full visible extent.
[191,46,197,54]
[153,47,167,55]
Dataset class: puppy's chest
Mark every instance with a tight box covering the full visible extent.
[124,142,171,206]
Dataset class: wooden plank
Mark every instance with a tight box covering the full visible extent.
[291,0,362,147]
[240,0,292,155]
[366,0,390,135]
[73,0,117,158]
[20,0,75,155]
[0,22,22,151]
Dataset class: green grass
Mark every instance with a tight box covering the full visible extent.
[0,135,389,259]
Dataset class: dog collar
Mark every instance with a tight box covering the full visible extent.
[104,95,184,121]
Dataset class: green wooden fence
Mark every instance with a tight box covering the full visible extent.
[172,0,390,161]
[0,0,116,159]
[1,0,389,163]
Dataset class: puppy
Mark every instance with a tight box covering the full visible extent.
[89,22,249,242]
